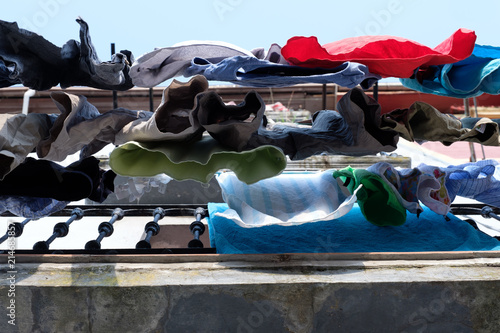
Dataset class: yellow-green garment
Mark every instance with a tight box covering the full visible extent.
[109,136,286,184]
[333,166,407,226]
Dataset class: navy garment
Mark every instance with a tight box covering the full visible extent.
[184,55,381,88]
[0,17,133,91]
[0,19,65,90]
[245,110,354,160]
[0,58,20,87]
[400,44,500,98]
[244,87,398,160]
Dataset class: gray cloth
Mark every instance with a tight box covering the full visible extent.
[0,113,53,180]
[115,75,209,145]
[130,41,256,87]
[193,90,265,151]
[37,91,150,162]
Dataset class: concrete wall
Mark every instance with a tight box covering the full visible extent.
[1,254,500,333]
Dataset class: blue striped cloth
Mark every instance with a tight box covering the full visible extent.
[207,202,500,254]
[216,170,358,226]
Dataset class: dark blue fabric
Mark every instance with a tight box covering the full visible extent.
[0,58,20,87]
[400,44,500,98]
[184,55,381,88]
[207,202,500,254]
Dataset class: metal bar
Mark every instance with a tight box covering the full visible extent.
[188,207,206,248]
[463,98,477,162]
[149,87,154,111]
[85,208,125,250]
[0,218,31,244]
[111,43,118,109]
[473,96,486,160]
[322,84,327,110]
[33,208,84,251]
[136,207,166,249]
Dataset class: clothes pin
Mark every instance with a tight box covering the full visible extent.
[85,208,124,250]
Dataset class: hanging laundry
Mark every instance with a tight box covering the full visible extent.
[215,170,359,227]
[366,162,425,216]
[439,159,500,208]
[281,29,476,78]
[0,113,55,180]
[400,44,500,98]
[59,17,134,91]
[0,58,20,87]
[113,174,172,203]
[129,40,258,87]
[381,102,500,146]
[0,156,115,203]
[109,136,286,184]
[184,55,381,88]
[207,202,500,254]
[0,17,133,91]
[244,87,398,159]
[333,166,407,226]
[36,91,150,162]
[0,196,68,219]
[193,90,265,151]
[115,75,208,145]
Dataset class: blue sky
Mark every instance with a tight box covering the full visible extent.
[3,0,500,84]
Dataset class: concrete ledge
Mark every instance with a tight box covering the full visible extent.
[1,254,500,332]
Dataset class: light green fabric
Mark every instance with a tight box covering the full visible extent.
[109,136,287,184]
[333,166,407,226]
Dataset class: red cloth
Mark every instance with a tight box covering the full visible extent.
[281,29,477,78]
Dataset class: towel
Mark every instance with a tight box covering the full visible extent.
[207,202,500,254]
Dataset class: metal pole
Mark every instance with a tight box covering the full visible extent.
[111,43,118,109]
[463,98,476,162]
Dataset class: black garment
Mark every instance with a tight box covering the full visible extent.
[0,17,133,91]
[0,157,115,202]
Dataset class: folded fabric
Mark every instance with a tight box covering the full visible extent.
[207,202,500,254]
[0,113,53,180]
[115,75,208,145]
[109,136,287,184]
[400,44,500,98]
[37,91,150,162]
[0,196,69,219]
[0,17,133,91]
[193,90,265,151]
[381,102,500,146]
[245,87,398,159]
[0,156,115,202]
[281,29,476,78]
[333,166,406,226]
[184,55,381,88]
[129,40,256,87]
[215,170,359,227]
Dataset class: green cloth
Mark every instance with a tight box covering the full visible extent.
[109,136,287,184]
[332,166,407,226]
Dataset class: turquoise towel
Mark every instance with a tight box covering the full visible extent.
[207,202,500,254]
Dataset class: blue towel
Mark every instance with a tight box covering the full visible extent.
[207,202,500,254]
[400,44,500,98]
